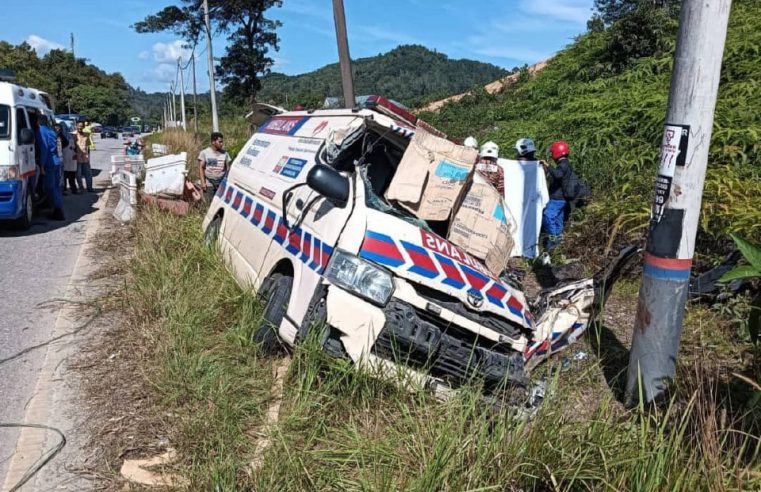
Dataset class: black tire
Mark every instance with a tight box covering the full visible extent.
[15,188,33,230]
[298,284,348,359]
[253,274,292,354]
[203,215,222,248]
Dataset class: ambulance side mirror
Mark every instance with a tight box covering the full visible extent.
[19,128,35,145]
[307,164,349,207]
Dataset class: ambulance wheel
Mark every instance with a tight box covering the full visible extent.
[204,215,222,247]
[253,273,291,354]
[15,189,33,230]
[298,285,348,359]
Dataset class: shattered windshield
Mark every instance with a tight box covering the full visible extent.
[360,165,433,232]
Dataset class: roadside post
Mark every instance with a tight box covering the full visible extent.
[332,0,355,109]
[626,0,733,405]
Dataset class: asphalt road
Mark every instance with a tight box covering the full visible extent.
[0,135,121,487]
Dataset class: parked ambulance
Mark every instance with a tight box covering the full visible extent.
[0,74,55,229]
[203,96,632,395]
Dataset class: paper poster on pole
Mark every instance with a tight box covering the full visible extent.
[652,123,689,222]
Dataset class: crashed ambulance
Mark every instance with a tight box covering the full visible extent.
[203,96,632,395]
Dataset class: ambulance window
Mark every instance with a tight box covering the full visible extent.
[0,105,9,139]
[15,107,29,142]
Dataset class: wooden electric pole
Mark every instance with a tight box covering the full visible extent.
[332,0,355,109]
[626,0,733,405]
[178,57,187,131]
[204,0,220,132]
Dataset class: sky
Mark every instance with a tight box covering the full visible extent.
[1,0,594,94]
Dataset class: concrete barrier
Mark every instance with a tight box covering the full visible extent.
[143,152,187,196]
[113,170,139,222]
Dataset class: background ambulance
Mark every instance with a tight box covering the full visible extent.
[0,73,55,229]
[202,97,631,394]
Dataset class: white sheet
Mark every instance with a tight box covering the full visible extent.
[498,159,549,258]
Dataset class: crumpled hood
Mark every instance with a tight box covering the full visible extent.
[358,209,532,330]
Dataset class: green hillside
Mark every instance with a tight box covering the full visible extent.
[422,0,761,259]
[257,44,508,108]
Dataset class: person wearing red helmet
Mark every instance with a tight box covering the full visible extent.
[542,140,574,250]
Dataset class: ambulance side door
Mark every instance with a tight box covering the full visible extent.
[14,107,34,177]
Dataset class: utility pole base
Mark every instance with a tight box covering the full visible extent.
[625,272,689,406]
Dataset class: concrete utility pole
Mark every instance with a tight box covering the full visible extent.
[332,0,355,109]
[626,0,733,405]
[70,32,75,57]
[191,52,198,133]
[178,57,187,131]
[204,0,220,132]
[169,83,176,127]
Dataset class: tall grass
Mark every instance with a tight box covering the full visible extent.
[122,205,760,490]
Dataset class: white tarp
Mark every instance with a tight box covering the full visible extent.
[498,159,549,258]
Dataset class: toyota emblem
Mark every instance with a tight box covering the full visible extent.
[466,288,484,308]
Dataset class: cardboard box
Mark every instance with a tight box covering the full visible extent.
[447,171,515,276]
[385,127,477,221]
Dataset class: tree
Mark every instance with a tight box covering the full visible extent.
[134,0,282,106]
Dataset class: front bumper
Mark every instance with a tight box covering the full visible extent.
[372,300,527,391]
[0,180,22,219]
[325,278,529,393]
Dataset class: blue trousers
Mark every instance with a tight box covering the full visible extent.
[44,166,63,210]
[77,161,93,191]
[542,199,566,250]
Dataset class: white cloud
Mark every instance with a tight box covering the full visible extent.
[138,50,150,60]
[353,25,421,46]
[151,40,192,64]
[519,0,592,25]
[470,41,551,63]
[25,35,64,55]
[145,63,177,85]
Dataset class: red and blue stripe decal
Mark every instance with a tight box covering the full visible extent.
[218,180,334,274]
[359,231,405,268]
[359,229,531,325]
[643,253,692,281]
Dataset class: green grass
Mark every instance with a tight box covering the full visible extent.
[120,205,760,490]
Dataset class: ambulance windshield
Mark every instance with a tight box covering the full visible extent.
[0,105,9,139]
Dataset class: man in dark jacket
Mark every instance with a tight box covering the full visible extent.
[542,140,573,250]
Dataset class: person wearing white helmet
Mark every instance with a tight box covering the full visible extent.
[463,136,478,149]
[514,138,537,160]
[476,141,504,193]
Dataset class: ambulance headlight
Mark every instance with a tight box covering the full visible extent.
[325,251,394,306]
[0,165,20,181]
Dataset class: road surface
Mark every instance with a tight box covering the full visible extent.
[0,136,121,489]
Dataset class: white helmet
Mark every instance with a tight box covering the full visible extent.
[479,141,499,159]
[463,136,478,149]
[515,138,536,156]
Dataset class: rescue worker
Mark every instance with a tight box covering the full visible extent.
[515,138,537,161]
[83,120,96,150]
[542,140,574,250]
[38,115,65,220]
[198,132,231,201]
[476,141,504,194]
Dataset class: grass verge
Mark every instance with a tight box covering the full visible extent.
[104,202,761,491]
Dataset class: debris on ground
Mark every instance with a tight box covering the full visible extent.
[120,448,189,488]
[248,357,291,473]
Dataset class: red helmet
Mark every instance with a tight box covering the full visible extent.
[549,140,570,160]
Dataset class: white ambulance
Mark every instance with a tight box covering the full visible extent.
[203,96,633,394]
[0,75,55,229]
